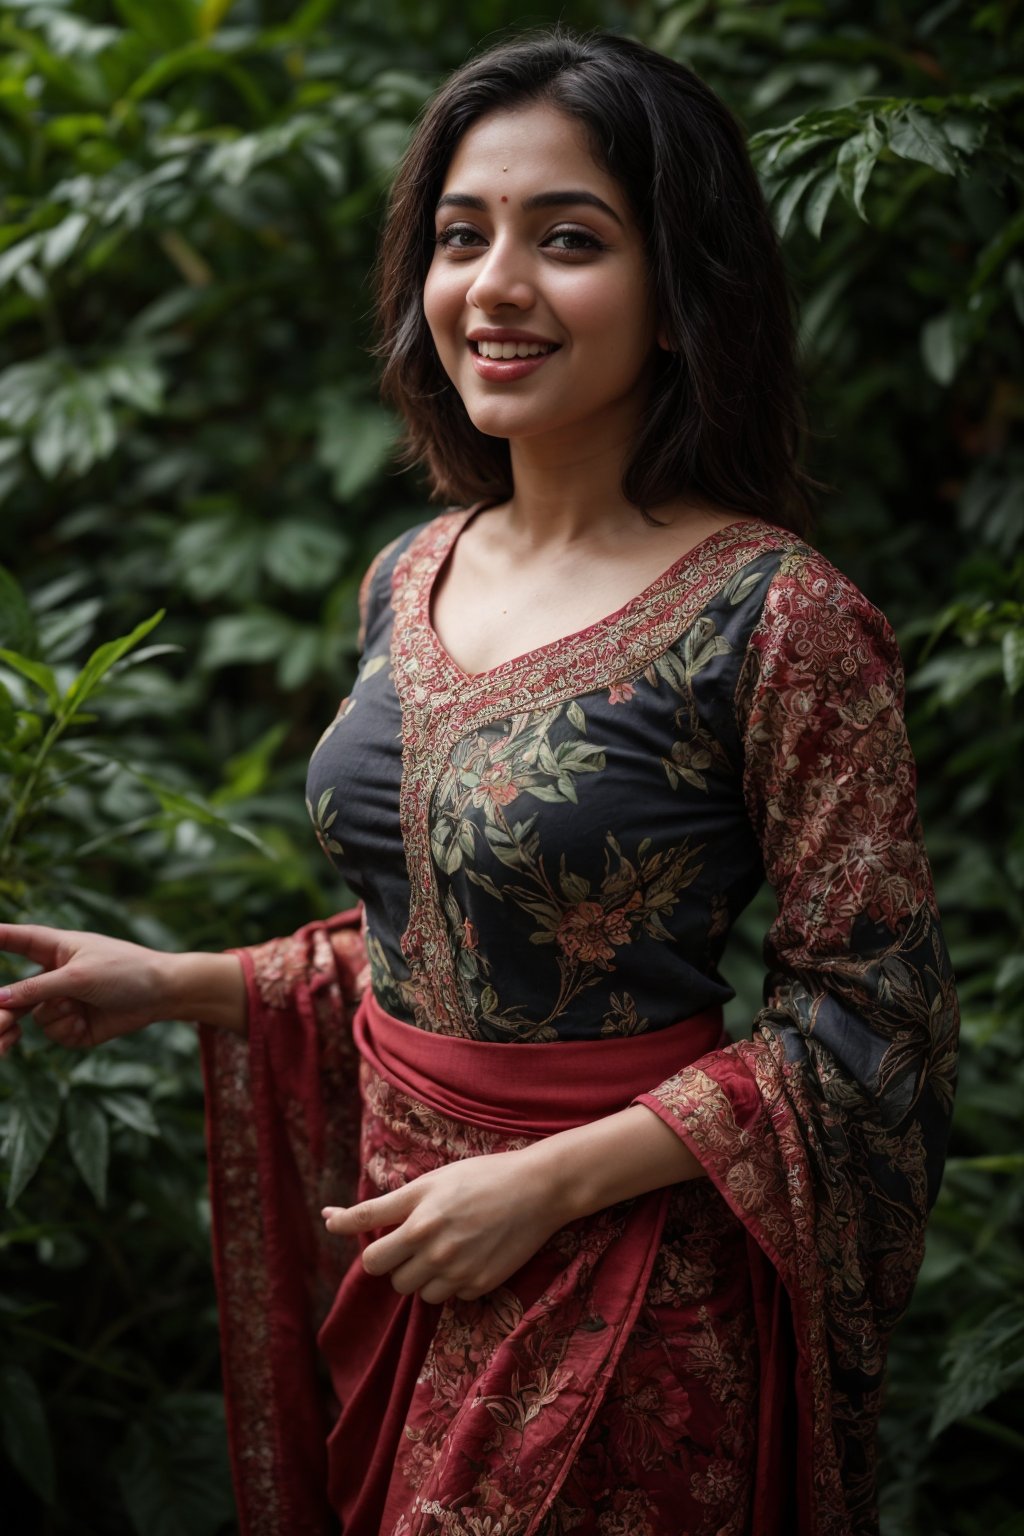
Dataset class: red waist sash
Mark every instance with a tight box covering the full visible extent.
[353,987,726,1136]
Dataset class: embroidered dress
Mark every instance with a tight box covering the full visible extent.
[199,508,959,1536]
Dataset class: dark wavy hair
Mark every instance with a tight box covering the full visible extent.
[373,27,821,538]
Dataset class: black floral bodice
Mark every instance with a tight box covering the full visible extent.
[305,507,956,1070]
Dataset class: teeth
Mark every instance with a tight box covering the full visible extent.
[476,339,554,359]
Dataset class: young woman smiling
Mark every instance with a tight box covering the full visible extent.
[0,27,959,1536]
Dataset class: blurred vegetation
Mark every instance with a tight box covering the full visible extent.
[0,0,1020,1531]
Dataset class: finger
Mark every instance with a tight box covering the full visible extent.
[322,1188,412,1236]
[0,967,81,1018]
[360,1229,417,1278]
[33,997,79,1029]
[0,1016,22,1055]
[41,1014,90,1050]
[0,924,65,966]
[389,1258,449,1300]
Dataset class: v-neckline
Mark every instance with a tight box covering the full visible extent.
[424,503,769,684]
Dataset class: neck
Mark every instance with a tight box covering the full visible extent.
[504,423,639,550]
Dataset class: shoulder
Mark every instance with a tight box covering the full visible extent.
[753,541,900,669]
[736,539,905,722]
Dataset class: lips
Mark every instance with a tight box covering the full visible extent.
[469,345,559,382]
[465,331,562,382]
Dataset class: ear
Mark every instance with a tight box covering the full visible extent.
[656,327,673,352]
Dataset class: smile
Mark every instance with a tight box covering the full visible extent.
[467,338,561,382]
[472,339,557,359]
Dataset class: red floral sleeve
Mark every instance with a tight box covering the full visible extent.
[633,547,960,1535]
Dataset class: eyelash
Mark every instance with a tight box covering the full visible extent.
[433,223,607,254]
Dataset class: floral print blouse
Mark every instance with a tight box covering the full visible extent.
[306,507,955,1106]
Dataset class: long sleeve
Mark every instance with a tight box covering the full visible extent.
[633,549,960,1535]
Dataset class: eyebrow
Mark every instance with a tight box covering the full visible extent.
[434,189,625,228]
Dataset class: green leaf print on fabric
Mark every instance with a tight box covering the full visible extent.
[636,613,736,793]
[431,705,606,877]
[307,785,343,858]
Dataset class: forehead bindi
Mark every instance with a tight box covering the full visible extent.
[439,104,626,219]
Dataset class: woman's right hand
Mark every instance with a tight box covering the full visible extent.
[0,923,175,1057]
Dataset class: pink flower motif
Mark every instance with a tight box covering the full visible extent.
[555,900,635,968]
[462,917,478,952]
[608,681,635,704]
[470,760,519,808]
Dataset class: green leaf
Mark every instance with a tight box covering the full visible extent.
[32,376,117,480]
[112,0,200,49]
[921,312,967,386]
[770,165,822,239]
[316,396,398,501]
[0,1364,55,1505]
[1002,630,1024,695]
[930,1303,1024,1439]
[0,359,55,431]
[41,212,90,271]
[0,566,37,654]
[199,612,296,670]
[197,0,236,37]
[97,1092,159,1138]
[64,610,165,712]
[887,105,959,176]
[5,1072,61,1207]
[804,167,840,239]
[69,1059,158,1090]
[65,1092,109,1206]
[102,353,164,414]
[173,515,263,602]
[262,519,350,592]
[0,234,43,290]
[0,649,60,712]
[836,118,884,223]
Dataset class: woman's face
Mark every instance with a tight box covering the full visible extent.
[423,101,660,450]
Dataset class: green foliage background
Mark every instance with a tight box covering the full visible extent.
[0,0,1021,1531]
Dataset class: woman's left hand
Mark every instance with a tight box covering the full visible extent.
[322,1148,568,1305]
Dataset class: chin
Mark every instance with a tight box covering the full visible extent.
[462,396,582,442]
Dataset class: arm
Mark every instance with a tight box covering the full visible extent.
[0,925,248,1053]
[322,1107,704,1309]
[515,1101,705,1223]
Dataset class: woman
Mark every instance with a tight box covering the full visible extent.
[0,27,959,1536]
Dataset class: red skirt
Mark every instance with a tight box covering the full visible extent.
[314,990,787,1536]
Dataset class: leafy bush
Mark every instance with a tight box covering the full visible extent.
[0,1,1021,1530]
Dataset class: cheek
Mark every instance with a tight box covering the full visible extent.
[422,264,464,352]
[552,268,654,353]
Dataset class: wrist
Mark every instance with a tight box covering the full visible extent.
[158,950,248,1036]
[514,1129,603,1228]
[515,1103,705,1226]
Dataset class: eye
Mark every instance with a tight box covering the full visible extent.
[434,224,484,251]
[544,226,606,253]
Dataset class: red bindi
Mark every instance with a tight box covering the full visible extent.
[500,195,508,202]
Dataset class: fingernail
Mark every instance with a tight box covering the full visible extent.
[0,989,12,1004]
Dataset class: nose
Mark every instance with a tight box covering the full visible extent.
[465,234,536,314]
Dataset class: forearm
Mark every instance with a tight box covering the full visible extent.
[158,950,248,1037]
[518,1101,705,1225]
